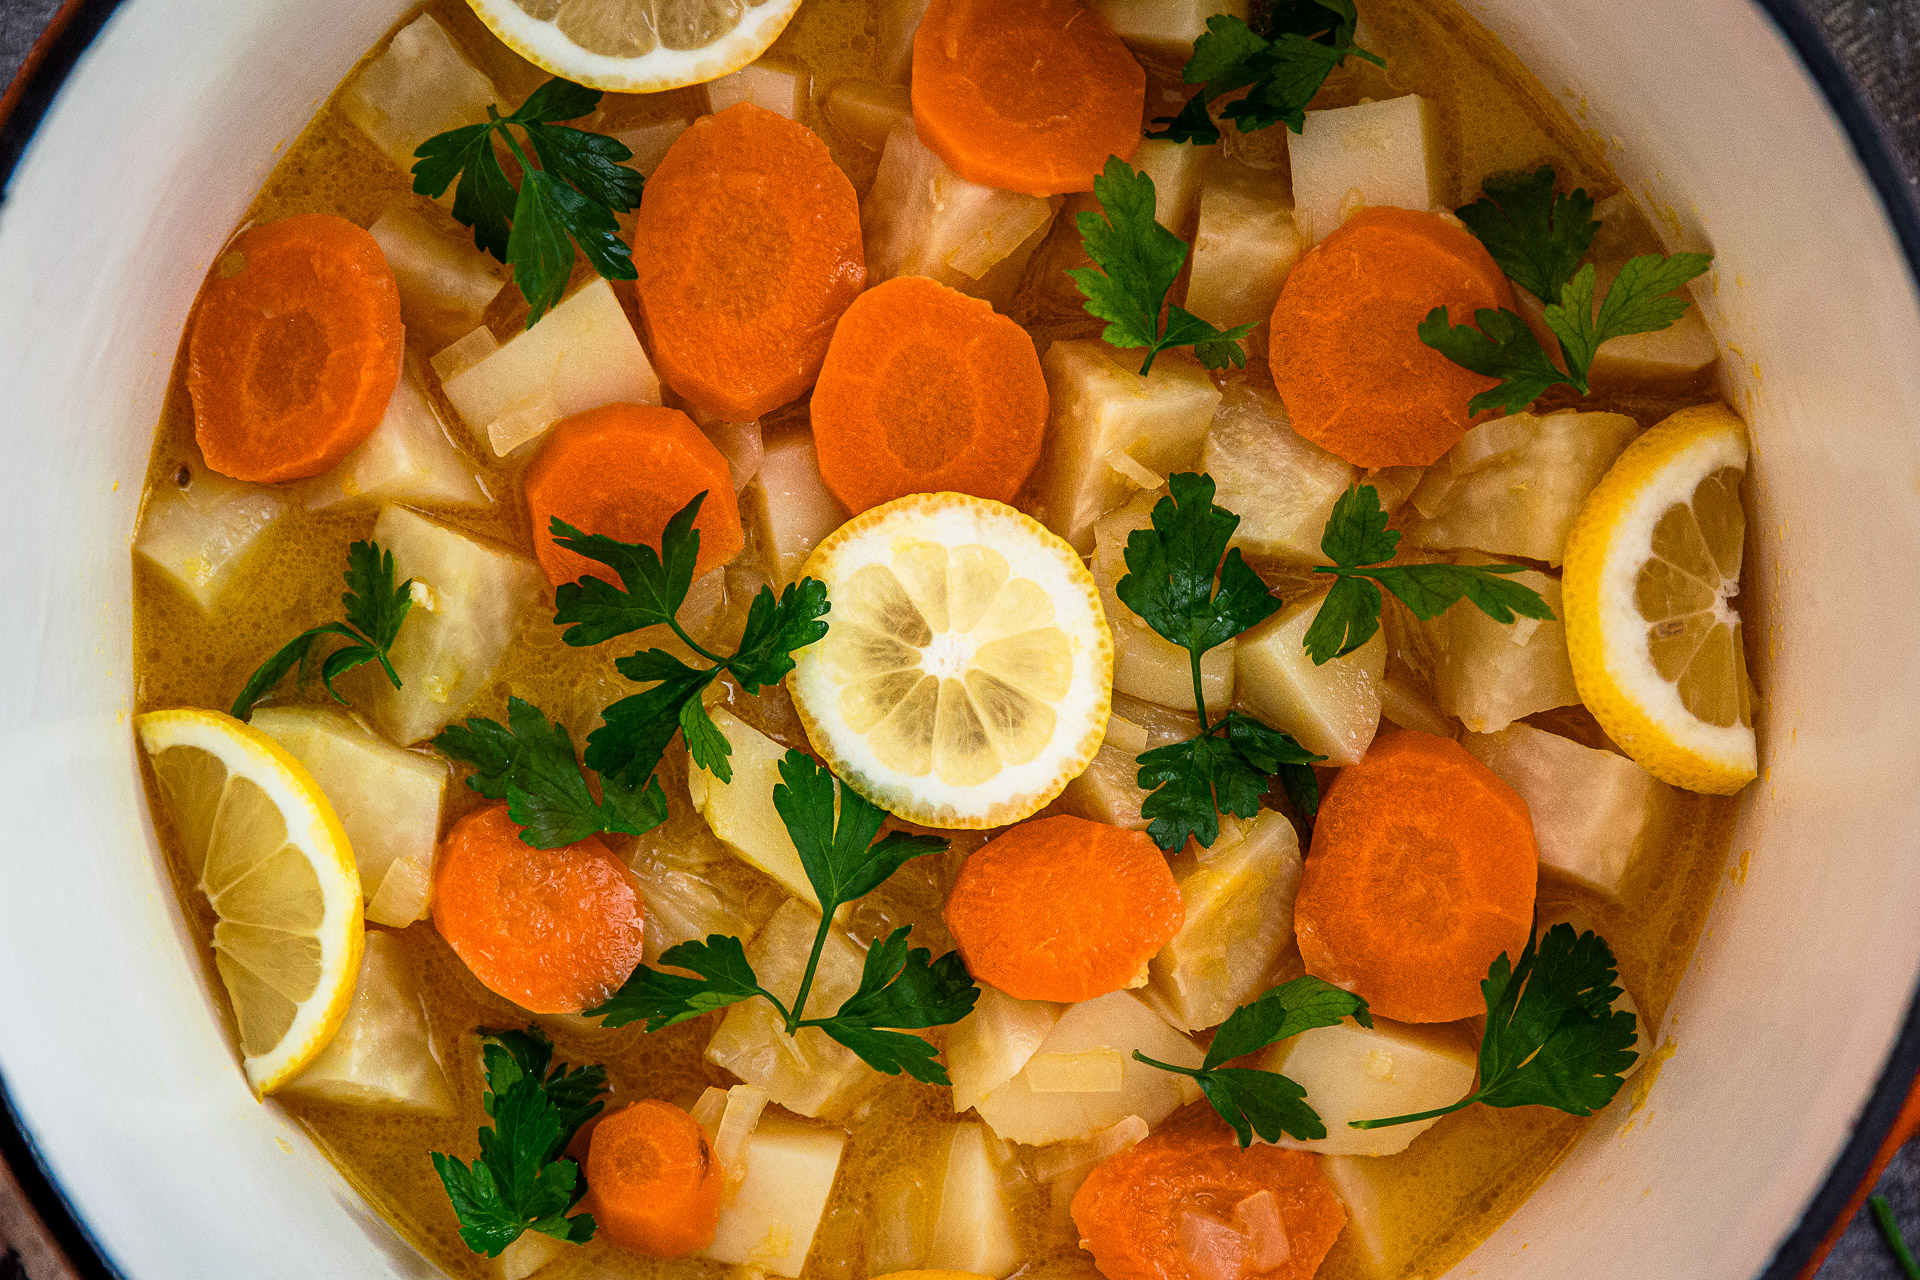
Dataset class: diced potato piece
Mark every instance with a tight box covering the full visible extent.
[1409,412,1638,566]
[1131,139,1211,232]
[1054,697,1198,830]
[611,116,692,176]
[1261,1018,1476,1156]
[1147,810,1305,1031]
[826,80,911,152]
[340,15,499,173]
[1201,383,1355,564]
[703,1116,849,1277]
[748,425,849,591]
[876,0,932,83]
[1377,660,1456,738]
[282,930,455,1113]
[709,59,810,119]
[949,984,1063,1113]
[441,279,661,455]
[1032,1114,1149,1220]
[365,506,543,745]
[1035,341,1222,554]
[367,201,508,352]
[975,992,1203,1146]
[1235,590,1385,766]
[927,1122,1021,1276]
[864,120,1063,310]
[494,1232,559,1280]
[1026,1049,1126,1093]
[1185,165,1302,333]
[306,359,485,513]
[1090,0,1249,50]
[1425,563,1578,733]
[705,900,879,1118]
[686,707,825,909]
[134,463,285,611]
[1094,491,1235,710]
[1288,96,1443,244]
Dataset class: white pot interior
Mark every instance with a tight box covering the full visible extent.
[2,0,1919,1277]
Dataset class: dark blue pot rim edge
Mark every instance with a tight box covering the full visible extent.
[1,1,1917,1277]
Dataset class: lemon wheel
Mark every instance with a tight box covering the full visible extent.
[136,708,365,1094]
[789,493,1114,829]
[467,0,804,93]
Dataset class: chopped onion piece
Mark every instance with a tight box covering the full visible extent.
[1178,1209,1251,1280]
[1233,1190,1291,1270]
[714,1084,773,1191]
[431,326,499,381]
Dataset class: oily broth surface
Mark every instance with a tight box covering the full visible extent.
[128,2,1740,1278]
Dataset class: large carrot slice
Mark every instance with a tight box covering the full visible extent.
[912,0,1145,197]
[1268,207,1516,468]
[188,214,403,482]
[633,103,865,421]
[586,1099,724,1257]
[1292,729,1538,1023]
[523,403,744,590]
[431,803,645,1014]
[810,275,1048,513]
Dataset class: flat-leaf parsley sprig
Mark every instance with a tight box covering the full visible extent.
[231,539,412,720]
[1116,473,1325,850]
[413,76,645,326]
[591,751,978,1086]
[1150,3,1384,146]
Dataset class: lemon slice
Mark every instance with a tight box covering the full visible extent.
[789,493,1113,828]
[1562,404,1758,794]
[467,0,803,93]
[136,708,365,1094]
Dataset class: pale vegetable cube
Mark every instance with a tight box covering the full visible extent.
[1054,697,1197,830]
[863,119,1063,310]
[708,59,810,119]
[1261,1018,1476,1156]
[340,15,499,173]
[705,900,879,1118]
[1026,1049,1126,1093]
[1031,1115,1149,1220]
[494,1232,559,1280]
[365,507,543,745]
[282,930,455,1114]
[1288,96,1443,244]
[306,360,484,513]
[1035,340,1222,554]
[1185,166,1302,333]
[975,992,1203,1146]
[948,984,1063,1113]
[748,426,849,591]
[1586,194,1719,389]
[1425,563,1578,733]
[1201,383,1354,564]
[1091,0,1248,49]
[686,708,824,909]
[611,116,692,175]
[825,80,911,152]
[927,1122,1021,1276]
[693,1082,773,1192]
[1093,491,1235,711]
[1464,723,1663,898]
[692,412,764,494]
[442,279,661,455]
[367,202,507,352]
[1147,810,1305,1031]
[626,753,780,963]
[703,1117,848,1277]
[1317,1156,1394,1272]
[1377,661,1456,738]
[876,0,932,83]
[134,464,285,611]
[1235,591,1385,766]
[1366,465,1427,517]
[1131,139,1211,232]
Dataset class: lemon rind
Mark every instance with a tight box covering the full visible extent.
[468,0,805,93]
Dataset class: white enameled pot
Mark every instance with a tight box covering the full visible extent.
[2,1,1918,1276]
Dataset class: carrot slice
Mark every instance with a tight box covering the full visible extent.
[431,803,645,1014]
[187,214,403,483]
[912,0,1146,197]
[1268,207,1517,468]
[1072,1104,1346,1280]
[1292,729,1538,1023]
[810,276,1048,514]
[523,403,744,590]
[586,1099,724,1258]
[943,815,1183,1002]
[633,103,865,421]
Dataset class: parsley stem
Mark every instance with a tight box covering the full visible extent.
[1188,650,1210,735]
[665,613,726,668]
[1134,1050,1204,1079]
[1348,1095,1477,1130]
[783,914,835,1037]
[494,116,537,181]
[1874,1195,1920,1280]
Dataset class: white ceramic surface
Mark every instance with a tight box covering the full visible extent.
[0,2,1916,1279]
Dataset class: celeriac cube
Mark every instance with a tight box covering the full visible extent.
[364,506,543,745]
[1288,96,1443,243]
[1090,0,1249,50]
[339,15,499,174]
[1261,1017,1476,1156]
[1424,563,1579,733]
[703,1116,849,1277]
[1095,491,1235,711]
[282,930,455,1113]
[826,80,912,153]
[1201,383,1355,564]
[366,201,507,353]
[134,462,285,611]
[686,707,826,909]
[1184,165,1302,334]
[1235,590,1385,766]
[876,0,932,83]
[1025,1049,1126,1093]
[306,359,485,513]
[708,59,811,120]
[1317,1155,1394,1273]
[926,1122,1021,1276]
[611,116,692,176]
[1377,660,1456,738]
[949,984,1063,1113]
[1584,194,1718,390]
[1131,139,1211,233]
[493,1232,559,1280]
[1054,697,1198,830]
[1034,340,1222,554]
[748,425,849,591]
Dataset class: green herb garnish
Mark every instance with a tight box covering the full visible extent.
[230,539,412,720]
[430,1028,607,1258]
[1149,4,1383,146]
[591,750,977,1086]
[1873,1194,1920,1280]
[412,76,644,326]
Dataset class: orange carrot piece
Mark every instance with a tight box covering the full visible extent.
[187,214,403,482]
[943,815,1183,1003]
[1292,729,1538,1024]
[633,103,865,421]
[912,0,1146,197]
[523,403,744,590]
[431,803,645,1015]
[1071,1105,1346,1280]
[1268,207,1517,468]
[810,276,1048,513]
[586,1099,724,1258]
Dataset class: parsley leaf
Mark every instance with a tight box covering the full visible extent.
[430,1027,606,1257]
[413,76,644,326]
[1302,485,1555,664]
[590,934,775,1031]
[1415,306,1571,417]
[814,926,979,1084]
[1351,924,1640,1130]
[1454,166,1599,304]
[1149,8,1383,147]
[1069,158,1255,376]
[1545,253,1717,380]
[231,540,413,720]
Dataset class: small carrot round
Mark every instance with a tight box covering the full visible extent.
[912,0,1146,197]
[943,815,1182,1003]
[633,103,865,421]
[187,214,403,482]
[432,803,645,1015]
[523,403,745,590]
[585,1099,724,1258]
[1072,1105,1346,1280]
[1293,729,1538,1023]
[810,276,1048,514]
[1268,207,1517,468]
